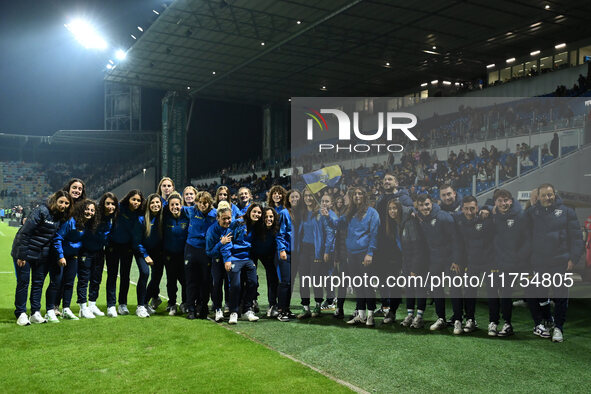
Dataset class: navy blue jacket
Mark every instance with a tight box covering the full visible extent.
[454,211,494,270]
[298,209,338,261]
[54,217,85,258]
[136,214,163,258]
[345,207,380,256]
[440,198,462,213]
[528,198,583,270]
[82,217,113,253]
[491,199,530,270]
[185,206,217,249]
[251,229,277,257]
[397,207,426,273]
[162,210,190,254]
[110,204,142,245]
[417,203,459,269]
[13,204,63,262]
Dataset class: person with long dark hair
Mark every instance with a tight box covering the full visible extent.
[12,190,72,325]
[275,189,301,322]
[81,192,118,317]
[62,178,86,204]
[137,193,164,316]
[183,191,217,319]
[251,206,280,317]
[267,185,287,212]
[105,189,145,317]
[345,187,380,327]
[162,192,190,316]
[52,198,98,321]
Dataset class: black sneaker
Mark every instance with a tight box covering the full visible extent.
[286,310,297,319]
[498,323,514,337]
[277,312,290,322]
[186,311,196,320]
[333,307,344,319]
[253,300,260,313]
[198,308,209,319]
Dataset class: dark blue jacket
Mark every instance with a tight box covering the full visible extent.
[417,203,459,269]
[440,197,462,213]
[528,198,583,270]
[13,204,63,262]
[276,209,293,254]
[491,199,530,270]
[251,229,277,257]
[206,222,231,259]
[345,207,380,256]
[184,206,217,249]
[237,202,250,218]
[376,189,414,217]
[397,207,426,273]
[454,211,494,270]
[82,217,113,253]
[163,210,190,254]
[221,219,252,262]
[231,204,241,219]
[54,217,85,258]
[110,204,142,245]
[136,214,163,258]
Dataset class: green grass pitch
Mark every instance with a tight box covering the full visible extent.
[1,221,590,393]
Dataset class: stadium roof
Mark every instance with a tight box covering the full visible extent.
[105,0,591,103]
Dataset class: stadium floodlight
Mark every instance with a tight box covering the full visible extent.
[115,49,127,60]
[64,19,108,50]
[506,57,515,63]
[138,26,144,32]
[545,4,550,10]
[296,20,301,24]
[530,50,540,56]
[431,80,438,85]
[555,43,566,49]
[153,10,160,15]
[420,82,428,87]
[106,64,113,69]
[442,81,451,86]
[131,34,137,40]
[486,64,495,68]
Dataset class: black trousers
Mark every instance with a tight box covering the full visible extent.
[184,244,210,313]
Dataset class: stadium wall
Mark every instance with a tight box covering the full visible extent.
[111,167,156,200]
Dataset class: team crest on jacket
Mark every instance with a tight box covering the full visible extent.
[506,219,514,228]
[554,209,562,217]
[475,223,483,231]
[430,219,437,226]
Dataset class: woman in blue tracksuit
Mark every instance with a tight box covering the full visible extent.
[237,187,252,217]
[318,193,339,309]
[221,206,260,324]
[12,190,72,326]
[81,192,118,317]
[345,187,380,327]
[206,204,233,322]
[183,191,217,319]
[157,177,175,205]
[296,188,337,319]
[183,186,198,207]
[275,189,301,322]
[333,188,352,319]
[251,206,280,317]
[136,193,163,317]
[52,198,98,321]
[105,189,145,317]
[267,185,287,213]
[162,192,190,316]
[215,185,241,219]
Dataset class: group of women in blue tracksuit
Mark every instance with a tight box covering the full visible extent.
[12,175,583,343]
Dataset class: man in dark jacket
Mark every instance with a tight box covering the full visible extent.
[490,189,531,337]
[527,184,583,342]
[439,183,461,213]
[416,194,461,332]
[454,196,495,334]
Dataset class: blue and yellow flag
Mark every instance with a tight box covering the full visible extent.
[302,165,342,194]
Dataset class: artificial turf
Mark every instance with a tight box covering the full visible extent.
[2,220,591,393]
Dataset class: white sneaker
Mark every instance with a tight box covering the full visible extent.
[136,305,150,318]
[107,306,118,318]
[62,307,79,320]
[383,311,395,324]
[30,311,47,324]
[430,317,446,331]
[400,314,413,327]
[366,310,375,327]
[244,310,259,322]
[552,327,563,343]
[215,309,224,322]
[463,319,477,333]
[266,305,279,318]
[88,301,105,317]
[228,312,238,324]
[488,322,498,337]
[79,303,95,319]
[45,309,60,323]
[411,315,425,329]
[16,312,30,326]
[117,304,129,315]
[453,320,463,335]
[146,305,156,315]
[167,305,177,316]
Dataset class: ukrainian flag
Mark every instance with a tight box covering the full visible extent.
[302,165,342,194]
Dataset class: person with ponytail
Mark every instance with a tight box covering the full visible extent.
[157,177,175,206]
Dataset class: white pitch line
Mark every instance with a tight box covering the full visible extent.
[0,271,14,274]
